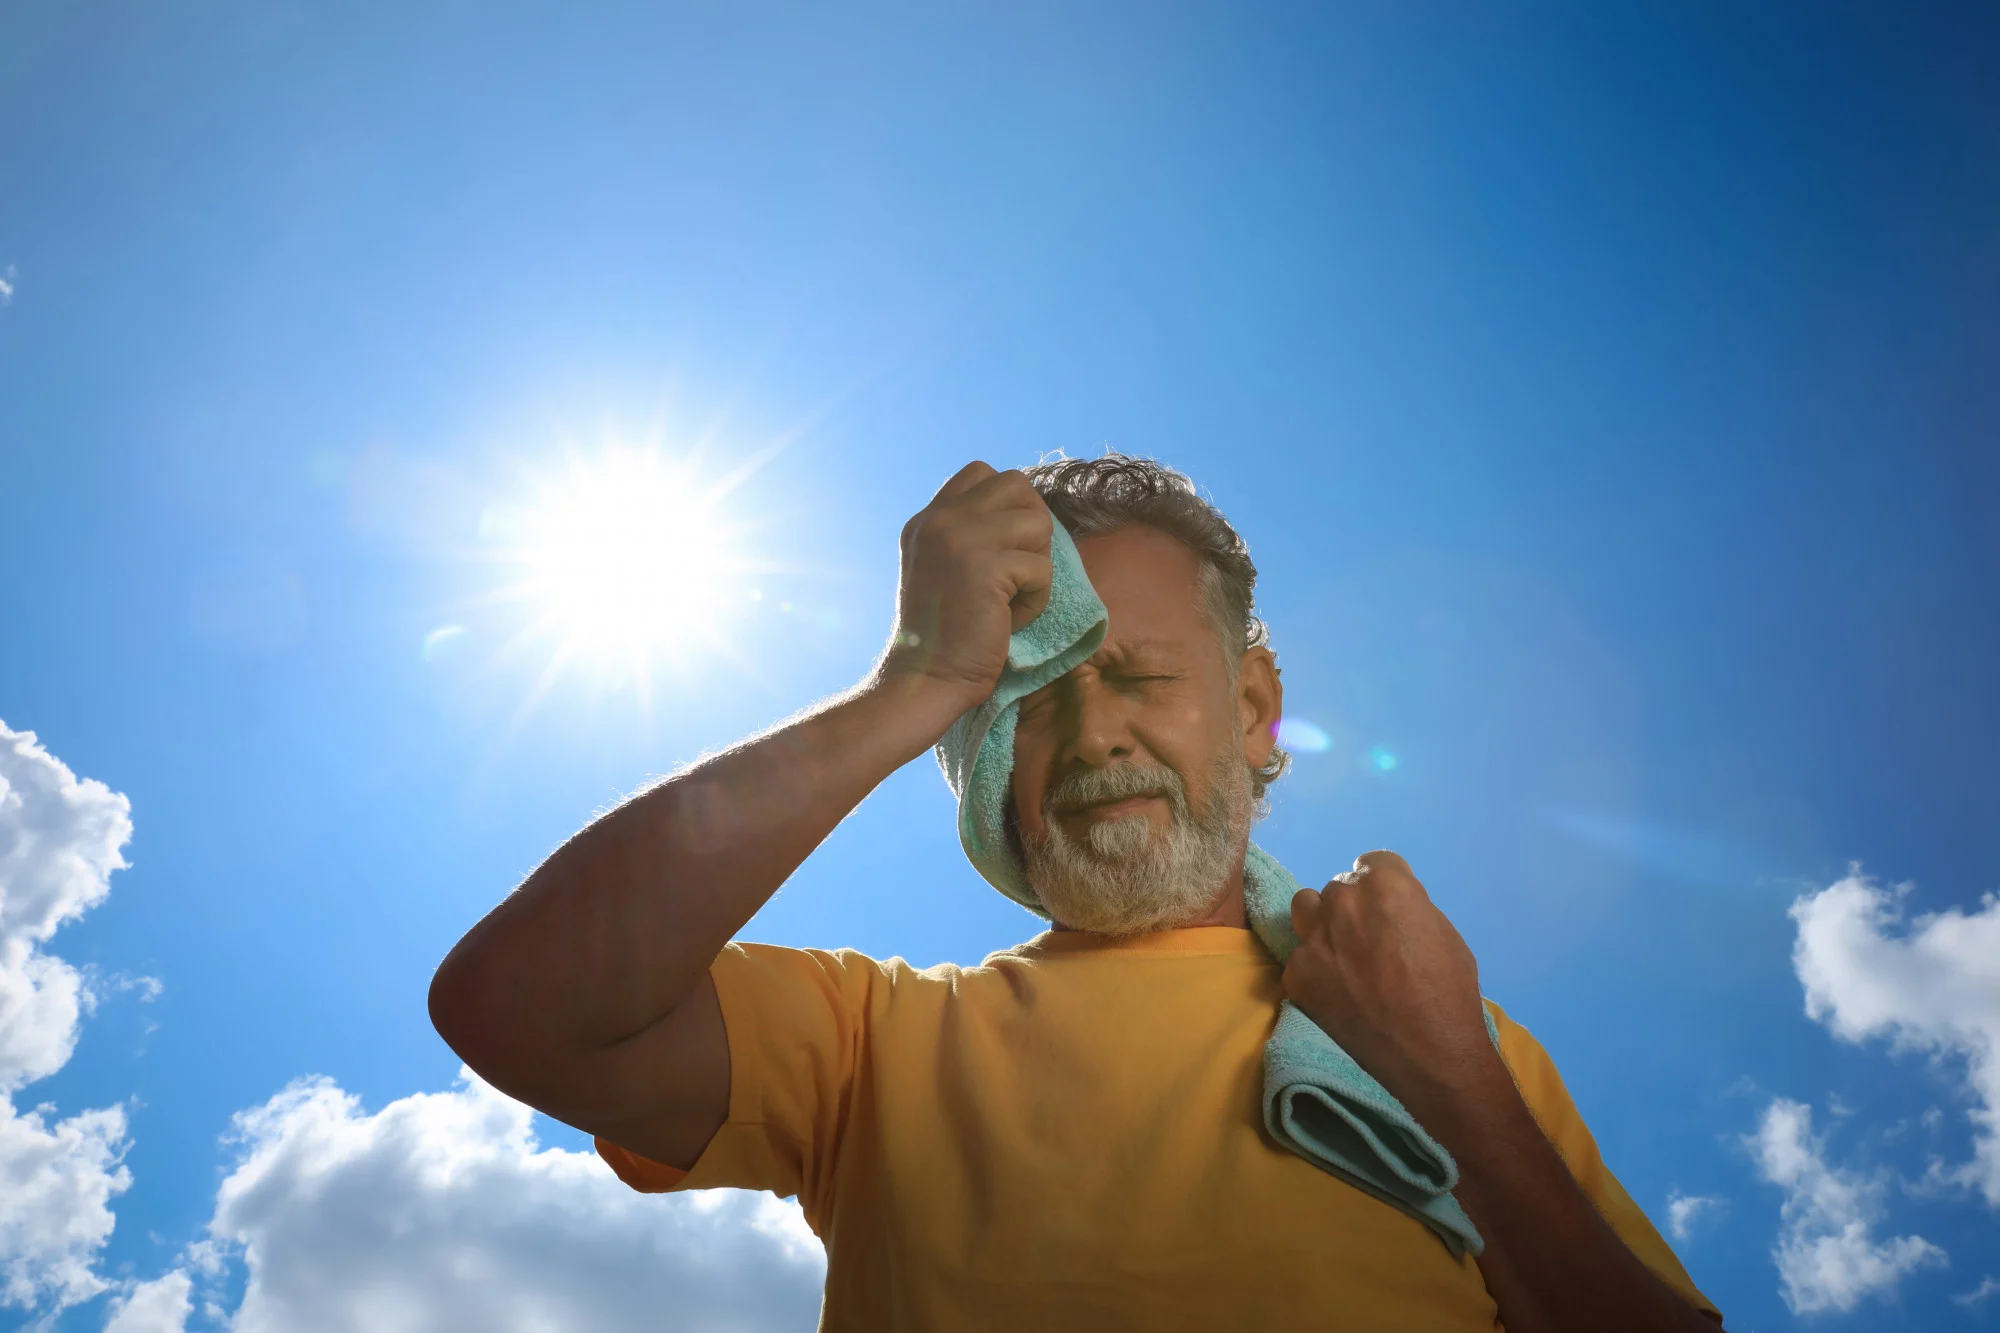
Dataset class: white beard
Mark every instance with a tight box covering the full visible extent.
[1017,747,1252,937]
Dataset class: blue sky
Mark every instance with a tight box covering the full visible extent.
[3,3,1999,1329]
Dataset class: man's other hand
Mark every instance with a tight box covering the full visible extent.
[1282,851,1508,1121]
[874,461,1054,716]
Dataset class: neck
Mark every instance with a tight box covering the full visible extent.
[1183,857,1249,929]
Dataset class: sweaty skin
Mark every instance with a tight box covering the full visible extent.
[429,461,1720,1333]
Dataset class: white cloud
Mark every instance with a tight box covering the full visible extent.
[1664,1190,1724,1242]
[0,266,13,304]
[1791,868,2000,1203]
[1748,1098,1946,1314]
[1956,1276,2000,1309]
[0,721,822,1329]
[103,1271,194,1333]
[0,721,137,1314]
[0,722,132,1090]
[0,1100,130,1312]
[168,1068,824,1333]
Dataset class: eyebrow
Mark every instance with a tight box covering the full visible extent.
[1089,638,1189,665]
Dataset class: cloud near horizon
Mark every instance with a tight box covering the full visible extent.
[0,720,828,1333]
[144,1070,827,1333]
[0,721,137,1314]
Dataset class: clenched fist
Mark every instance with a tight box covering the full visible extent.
[1282,851,1509,1123]
[873,462,1055,719]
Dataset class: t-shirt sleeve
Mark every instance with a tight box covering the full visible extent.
[595,941,887,1230]
[1487,1000,1723,1323]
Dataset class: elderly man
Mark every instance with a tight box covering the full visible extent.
[430,455,1723,1331]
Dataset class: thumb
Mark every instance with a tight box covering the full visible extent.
[1289,887,1323,941]
[1008,578,1052,631]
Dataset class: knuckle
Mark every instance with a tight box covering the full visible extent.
[932,524,976,563]
[1354,852,1417,893]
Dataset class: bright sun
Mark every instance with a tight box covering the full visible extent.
[483,447,751,690]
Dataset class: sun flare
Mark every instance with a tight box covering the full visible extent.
[482,446,755,692]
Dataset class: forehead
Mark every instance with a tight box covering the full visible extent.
[1074,525,1209,651]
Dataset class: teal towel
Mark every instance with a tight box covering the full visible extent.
[936,521,1111,914]
[935,519,1489,1258]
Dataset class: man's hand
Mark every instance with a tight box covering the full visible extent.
[874,461,1054,718]
[1281,850,1509,1123]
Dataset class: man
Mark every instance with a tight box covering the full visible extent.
[430,454,1724,1331]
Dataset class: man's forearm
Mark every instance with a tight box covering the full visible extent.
[1414,1060,1718,1333]
[1280,860,1717,1331]
[429,672,964,1087]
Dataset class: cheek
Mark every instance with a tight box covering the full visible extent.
[1137,696,1232,790]
[1009,730,1052,840]
[1010,775,1047,840]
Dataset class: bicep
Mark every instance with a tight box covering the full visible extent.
[582,942,884,1219]
[552,971,732,1171]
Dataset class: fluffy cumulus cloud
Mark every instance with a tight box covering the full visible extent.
[143,1069,825,1333]
[103,1272,196,1333]
[1790,869,2000,1204]
[1749,1098,1946,1314]
[0,721,136,1314]
[0,721,824,1331]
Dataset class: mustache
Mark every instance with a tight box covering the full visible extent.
[1044,763,1189,819]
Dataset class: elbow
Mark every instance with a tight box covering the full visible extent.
[426,965,460,1048]
[427,947,493,1071]
[427,946,574,1117]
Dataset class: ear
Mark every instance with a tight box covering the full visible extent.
[1235,645,1283,769]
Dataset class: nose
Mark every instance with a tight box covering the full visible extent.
[1061,669,1135,769]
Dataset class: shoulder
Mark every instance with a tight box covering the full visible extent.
[1483,998,1594,1159]
[1484,999,1724,1320]
[716,940,969,1009]
[1484,998,1553,1084]
[1481,999,1623,1208]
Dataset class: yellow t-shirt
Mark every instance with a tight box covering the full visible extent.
[597,926,1718,1331]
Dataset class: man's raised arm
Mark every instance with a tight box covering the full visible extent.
[428,462,1052,1169]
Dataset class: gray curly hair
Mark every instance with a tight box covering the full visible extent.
[1023,452,1289,801]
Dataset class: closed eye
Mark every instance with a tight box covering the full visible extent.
[1113,673,1179,687]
